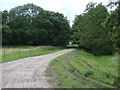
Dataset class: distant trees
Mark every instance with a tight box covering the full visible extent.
[2,3,71,46]
[72,1,119,55]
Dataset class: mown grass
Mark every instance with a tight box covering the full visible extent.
[1,46,65,63]
[47,49,119,88]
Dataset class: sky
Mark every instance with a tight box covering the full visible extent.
[0,0,111,26]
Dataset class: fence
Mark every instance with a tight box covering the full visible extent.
[2,47,35,57]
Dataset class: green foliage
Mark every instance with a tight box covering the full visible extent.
[103,2,120,48]
[2,3,71,46]
[113,76,120,87]
[85,70,94,77]
[72,2,119,55]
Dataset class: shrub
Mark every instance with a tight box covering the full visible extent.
[85,70,94,77]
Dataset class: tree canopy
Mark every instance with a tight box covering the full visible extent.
[71,1,119,55]
[2,3,71,46]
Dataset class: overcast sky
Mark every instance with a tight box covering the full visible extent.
[0,0,110,26]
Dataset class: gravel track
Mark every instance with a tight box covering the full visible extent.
[1,49,74,88]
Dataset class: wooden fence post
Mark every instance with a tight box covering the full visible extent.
[3,48,5,57]
[29,47,30,55]
[19,48,20,58]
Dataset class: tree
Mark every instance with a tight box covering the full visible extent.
[2,10,9,25]
[2,3,71,46]
[104,0,120,48]
[72,3,116,55]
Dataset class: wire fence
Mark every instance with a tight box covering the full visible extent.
[2,47,35,57]
[1,46,54,58]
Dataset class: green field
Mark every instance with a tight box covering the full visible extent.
[46,49,119,88]
[1,46,65,63]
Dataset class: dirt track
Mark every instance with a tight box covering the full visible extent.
[1,49,74,88]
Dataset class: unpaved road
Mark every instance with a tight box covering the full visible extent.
[1,49,74,88]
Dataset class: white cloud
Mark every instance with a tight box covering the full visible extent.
[0,0,110,26]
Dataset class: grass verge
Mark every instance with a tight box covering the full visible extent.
[1,46,65,63]
[47,49,119,88]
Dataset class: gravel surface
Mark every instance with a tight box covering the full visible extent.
[1,49,74,88]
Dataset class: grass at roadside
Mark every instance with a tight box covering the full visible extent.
[1,46,65,63]
[47,49,119,88]
[69,50,118,87]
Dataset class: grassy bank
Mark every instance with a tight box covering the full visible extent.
[46,49,119,88]
[1,46,65,63]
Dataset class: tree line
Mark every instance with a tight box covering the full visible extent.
[1,1,119,55]
[2,3,71,46]
[71,1,120,55]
